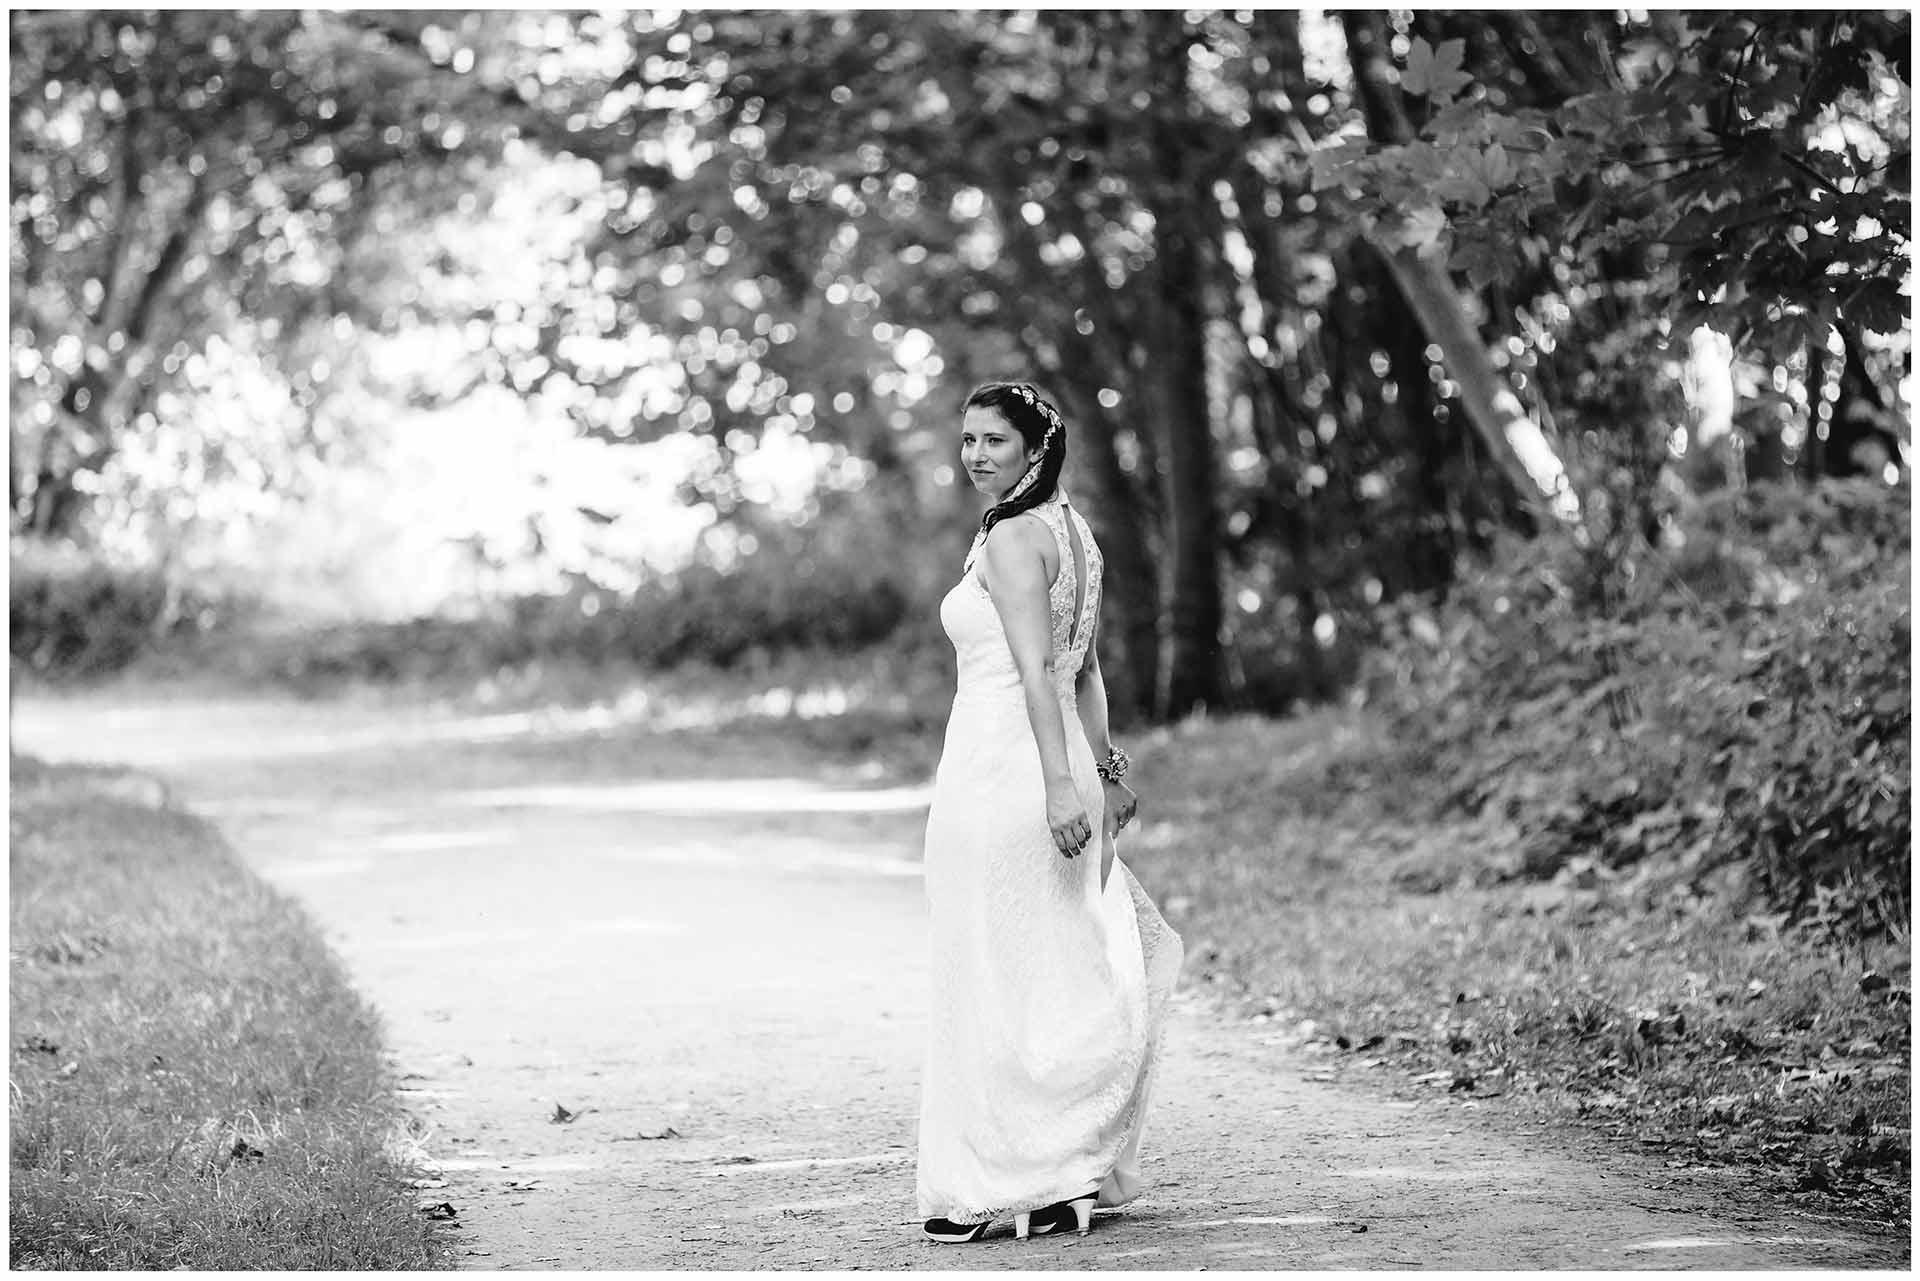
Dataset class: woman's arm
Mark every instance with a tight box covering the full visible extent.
[1073,642,1115,765]
[980,518,1094,860]
[1076,644,1138,846]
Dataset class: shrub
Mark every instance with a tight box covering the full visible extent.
[1366,479,1910,939]
[1719,572,1910,938]
[250,534,917,691]
[8,541,242,680]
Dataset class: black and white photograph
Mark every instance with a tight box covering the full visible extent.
[9,7,1910,1270]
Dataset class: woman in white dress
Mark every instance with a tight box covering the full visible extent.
[917,381,1183,1244]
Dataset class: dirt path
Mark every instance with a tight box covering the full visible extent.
[13,688,1902,1269]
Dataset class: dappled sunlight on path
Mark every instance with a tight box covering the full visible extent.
[11,687,1904,1270]
[11,679,897,771]
[444,778,932,816]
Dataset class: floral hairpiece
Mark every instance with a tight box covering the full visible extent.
[1014,384,1064,434]
[995,385,1061,507]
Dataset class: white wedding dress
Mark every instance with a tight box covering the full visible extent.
[916,493,1184,1225]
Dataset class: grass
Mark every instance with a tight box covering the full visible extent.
[8,756,444,1270]
[1116,711,1911,1235]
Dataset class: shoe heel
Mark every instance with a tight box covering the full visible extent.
[1013,1211,1031,1240]
[1071,1196,1095,1235]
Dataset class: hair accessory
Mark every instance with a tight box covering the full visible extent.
[1016,384,1064,432]
[970,383,1066,550]
[1095,746,1131,784]
[995,389,1061,506]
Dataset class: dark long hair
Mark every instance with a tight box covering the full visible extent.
[965,381,1067,541]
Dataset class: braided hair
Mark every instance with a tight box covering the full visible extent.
[965,381,1067,542]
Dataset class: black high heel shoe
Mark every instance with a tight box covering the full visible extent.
[923,1216,993,1243]
[1016,1193,1097,1239]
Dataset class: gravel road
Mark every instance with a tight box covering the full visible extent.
[13,688,1903,1269]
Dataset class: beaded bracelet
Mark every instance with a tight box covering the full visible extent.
[1095,746,1131,783]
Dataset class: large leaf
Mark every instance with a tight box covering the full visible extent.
[1843,278,1911,337]
[1401,37,1473,103]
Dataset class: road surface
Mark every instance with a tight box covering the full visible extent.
[12,687,1902,1269]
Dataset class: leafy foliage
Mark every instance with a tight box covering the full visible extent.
[9,10,531,539]
[9,11,1911,728]
[1317,14,1911,363]
[1125,710,1910,1231]
[1368,479,1909,939]
[231,497,917,692]
[9,539,240,679]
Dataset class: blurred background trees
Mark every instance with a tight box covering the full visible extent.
[10,7,1909,939]
[11,9,1909,704]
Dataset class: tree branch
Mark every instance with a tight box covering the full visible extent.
[123,170,209,346]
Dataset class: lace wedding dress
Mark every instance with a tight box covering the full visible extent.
[916,493,1184,1225]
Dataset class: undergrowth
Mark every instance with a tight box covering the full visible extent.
[1366,478,1909,939]
[1121,712,1910,1234]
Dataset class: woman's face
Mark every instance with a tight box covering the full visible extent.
[959,405,1042,503]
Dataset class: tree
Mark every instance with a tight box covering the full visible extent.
[8,11,527,539]
[1316,12,1910,406]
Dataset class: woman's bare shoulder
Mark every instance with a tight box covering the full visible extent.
[980,512,1053,576]
[982,510,1052,549]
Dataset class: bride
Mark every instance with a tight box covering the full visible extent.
[917,381,1183,1243]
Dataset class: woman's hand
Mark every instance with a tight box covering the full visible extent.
[1047,777,1094,858]
[1103,779,1138,838]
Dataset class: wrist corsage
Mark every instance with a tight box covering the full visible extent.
[1095,746,1131,784]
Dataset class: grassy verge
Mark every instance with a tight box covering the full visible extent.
[1118,711,1911,1234]
[9,757,444,1270]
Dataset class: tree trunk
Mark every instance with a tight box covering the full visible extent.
[1379,254,1459,594]
[1825,325,1907,479]
[1342,10,1570,534]
[1244,379,1327,701]
[1150,14,1226,717]
[27,168,207,539]
[1069,398,1158,729]
[1370,243,1559,532]
[1001,220,1162,725]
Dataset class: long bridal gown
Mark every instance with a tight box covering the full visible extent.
[917,492,1184,1226]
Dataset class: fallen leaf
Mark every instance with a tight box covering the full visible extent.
[423,1202,458,1220]
[1798,1158,1835,1192]
[550,1103,577,1124]
[614,1127,682,1142]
